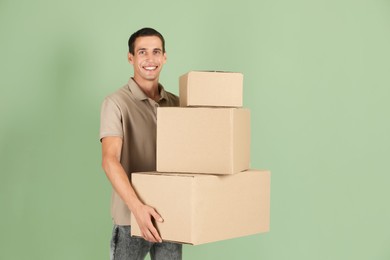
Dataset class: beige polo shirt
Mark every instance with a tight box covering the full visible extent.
[100,77,179,225]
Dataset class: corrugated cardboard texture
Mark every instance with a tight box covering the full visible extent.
[130,170,270,245]
[156,107,250,174]
[179,71,243,107]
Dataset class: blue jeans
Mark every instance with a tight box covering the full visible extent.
[110,225,182,260]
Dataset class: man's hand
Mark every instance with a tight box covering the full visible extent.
[132,203,164,243]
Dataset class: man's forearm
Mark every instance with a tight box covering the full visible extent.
[102,157,142,212]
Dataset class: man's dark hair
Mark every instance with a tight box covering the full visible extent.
[128,27,165,55]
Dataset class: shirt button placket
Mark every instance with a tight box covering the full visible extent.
[155,103,159,113]
[152,102,159,118]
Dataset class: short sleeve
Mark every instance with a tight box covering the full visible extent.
[99,97,123,141]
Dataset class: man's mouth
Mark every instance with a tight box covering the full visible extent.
[143,66,158,71]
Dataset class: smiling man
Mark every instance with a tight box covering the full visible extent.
[100,28,182,260]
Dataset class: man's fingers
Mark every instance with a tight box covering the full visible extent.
[143,215,162,243]
[149,208,164,223]
[149,224,162,243]
[143,229,157,243]
[147,207,163,242]
[142,225,162,243]
[134,204,164,242]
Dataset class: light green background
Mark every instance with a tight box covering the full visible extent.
[1,0,389,259]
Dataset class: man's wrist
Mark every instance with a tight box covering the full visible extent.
[128,199,143,213]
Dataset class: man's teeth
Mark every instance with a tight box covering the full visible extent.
[144,66,157,71]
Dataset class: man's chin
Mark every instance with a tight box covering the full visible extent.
[142,72,160,80]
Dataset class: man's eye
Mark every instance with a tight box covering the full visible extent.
[138,51,145,55]
[153,50,161,55]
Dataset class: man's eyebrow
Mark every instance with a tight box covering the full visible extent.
[136,47,162,52]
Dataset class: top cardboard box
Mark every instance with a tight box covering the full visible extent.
[179,71,243,107]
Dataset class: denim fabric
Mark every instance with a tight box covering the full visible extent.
[110,225,182,260]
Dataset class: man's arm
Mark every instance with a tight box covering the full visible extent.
[101,136,163,243]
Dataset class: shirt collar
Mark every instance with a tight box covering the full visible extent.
[127,77,168,102]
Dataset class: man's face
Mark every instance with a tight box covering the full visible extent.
[128,36,166,82]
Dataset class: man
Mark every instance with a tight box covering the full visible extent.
[100,27,182,260]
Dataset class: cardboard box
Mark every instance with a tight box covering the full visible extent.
[130,170,270,245]
[157,107,250,174]
[179,71,243,107]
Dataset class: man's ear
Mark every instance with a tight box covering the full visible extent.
[163,52,167,64]
[128,52,134,64]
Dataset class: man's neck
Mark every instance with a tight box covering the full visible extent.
[133,76,161,101]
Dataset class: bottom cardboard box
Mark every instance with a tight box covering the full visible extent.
[130,169,270,245]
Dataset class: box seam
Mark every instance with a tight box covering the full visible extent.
[187,73,191,105]
[191,177,195,244]
[230,109,234,174]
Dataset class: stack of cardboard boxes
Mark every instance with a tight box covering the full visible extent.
[130,71,271,245]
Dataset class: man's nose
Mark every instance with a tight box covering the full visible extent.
[145,52,153,60]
